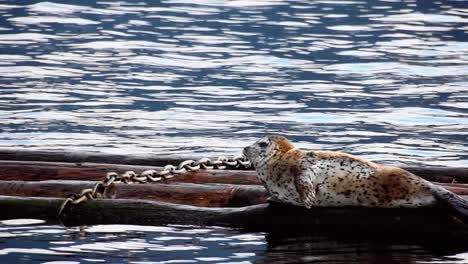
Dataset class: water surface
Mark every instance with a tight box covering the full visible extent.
[2,219,468,264]
[0,0,467,166]
[0,0,467,263]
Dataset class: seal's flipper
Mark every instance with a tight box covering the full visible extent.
[293,172,315,209]
[432,186,468,221]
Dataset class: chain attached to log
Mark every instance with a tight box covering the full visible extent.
[57,155,251,217]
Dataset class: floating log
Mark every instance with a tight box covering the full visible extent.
[0,149,466,183]
[1,160,467,207]
[1,149,467,237]
[434,183,468,195]
[0,160,258,184]
[0,195,467,238]
[0,180,467,205]
[0,160,466,184]
[0,149,194,166]
[0,180,267,207]
[403,167,468,183]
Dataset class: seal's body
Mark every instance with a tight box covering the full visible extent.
[243,136,468,218]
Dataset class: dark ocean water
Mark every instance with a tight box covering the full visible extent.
[0,0,467,263]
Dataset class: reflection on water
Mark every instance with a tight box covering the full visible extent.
[0,219,265,263]
[1,219,468,264]
[0,0,467,166]
[1,0,468,263]
[262,233,468,264]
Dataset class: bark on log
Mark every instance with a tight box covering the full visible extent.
[0,195,467,238]
[0,180,267,207]
[0,160,466,184]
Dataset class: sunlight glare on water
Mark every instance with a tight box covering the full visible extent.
[0,220,266,263]
[0,0,466,167]
[0,0,467,263]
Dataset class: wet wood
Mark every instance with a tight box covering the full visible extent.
[0,195,467,237]
[0,160,466,184]
[1,150,466,235]
[0,149,466,183]
[434,183,468,195]
[0,180,267,207]
[0,179,466,209]
[0,149,195,167]
[0,160,259,184]
[403,167,468,183]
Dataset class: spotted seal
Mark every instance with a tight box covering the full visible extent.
[243,135,468,218]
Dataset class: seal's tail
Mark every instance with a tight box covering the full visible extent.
[432,186,468,221]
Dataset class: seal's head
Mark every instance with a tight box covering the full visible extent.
[243,135,295,167]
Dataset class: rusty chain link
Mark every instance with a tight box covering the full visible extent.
[57,155,251,217]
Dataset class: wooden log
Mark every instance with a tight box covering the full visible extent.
[0,149,194,166]
[0,160,259,184]
[433,183,468,195]
[0,149,466,182]
[403,167,468,183]
[0,195,467,239]
[0,180,267,207]
[0,160,466,185]
[0,180,466,207]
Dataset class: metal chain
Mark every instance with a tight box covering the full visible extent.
[57,155,251,217]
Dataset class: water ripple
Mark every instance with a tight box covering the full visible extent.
[4,1,467,261]
[0,1,467,165]
[0,1,467,262]
[0,220,265,263]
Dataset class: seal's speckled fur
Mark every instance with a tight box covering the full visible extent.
[243,135,468,217]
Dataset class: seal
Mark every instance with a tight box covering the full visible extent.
[243,135,468,218]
